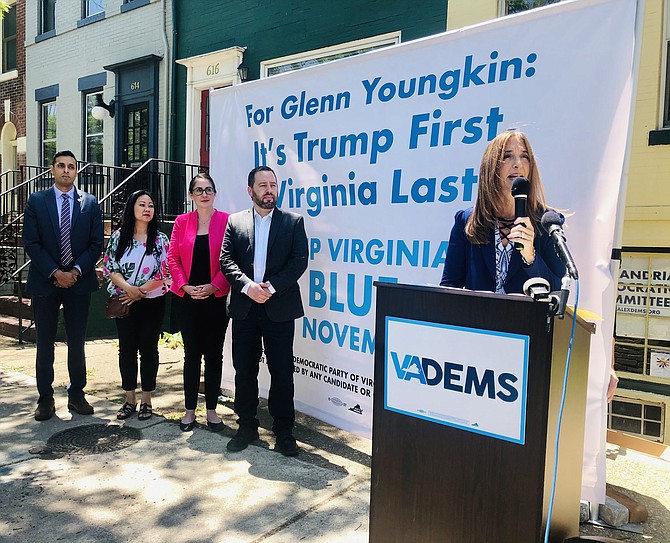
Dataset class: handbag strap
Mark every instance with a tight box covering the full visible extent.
[129,251,147,287]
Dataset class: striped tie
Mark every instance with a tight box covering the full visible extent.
[60,193,73,268]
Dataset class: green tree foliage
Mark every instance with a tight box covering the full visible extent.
[0,1,8,18]
[507,0,561,14]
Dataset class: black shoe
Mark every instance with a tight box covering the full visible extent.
[137,403,152,421]
[180,420,195,432]
[226,429,259,452]
[275,434,299,457]
[67,396,94,415]
[116,402,137,420]
[35,399,56,421]
[207,420,226,432]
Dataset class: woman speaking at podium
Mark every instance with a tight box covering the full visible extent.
[440,130,565,294]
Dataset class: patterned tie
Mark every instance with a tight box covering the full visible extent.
[60,193,73,269]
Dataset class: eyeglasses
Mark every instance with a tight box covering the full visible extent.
[192,187,215,196]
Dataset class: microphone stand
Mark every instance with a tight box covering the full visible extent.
[523,271,572,332]
[545,272,572,331]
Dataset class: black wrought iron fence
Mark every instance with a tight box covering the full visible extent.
[97,158,207,225]
[76,162,134,238]
[0,169,19,225]
[0,167,50,290]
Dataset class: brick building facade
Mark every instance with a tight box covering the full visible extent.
[0,0,26,173]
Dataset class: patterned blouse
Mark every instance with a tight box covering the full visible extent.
[102,230,171,298]
[494,224,515,294]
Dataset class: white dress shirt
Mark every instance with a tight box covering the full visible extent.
[242,208,276,295]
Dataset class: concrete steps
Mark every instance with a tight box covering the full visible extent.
[0,295,35,342]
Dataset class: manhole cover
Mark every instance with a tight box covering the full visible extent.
[46,424,141,455]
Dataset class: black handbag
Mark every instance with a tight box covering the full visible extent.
[104,253,146,319]
[104,296,129,319]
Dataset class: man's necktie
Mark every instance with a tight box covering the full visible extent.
[60,193,73,268]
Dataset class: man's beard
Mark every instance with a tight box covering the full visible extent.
[253,193,276,210]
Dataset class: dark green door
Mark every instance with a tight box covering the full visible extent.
[122,102,149,168]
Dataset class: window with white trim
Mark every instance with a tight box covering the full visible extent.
[40,101,57,167]
[614,253,670,379]
[84,0,104,18]
[608,397,664,442]
[261,32,401,78]
[41,0,56,34]
[1,3,16,73]
[84,91,103,163]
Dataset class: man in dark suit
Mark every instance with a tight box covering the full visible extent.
[220,166,308,456]
[23,150,103,421]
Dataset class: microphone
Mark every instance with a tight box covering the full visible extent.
[541,210,579,280]
[523,276,565,325]
[511,177,530,251]
[523,277,551,301]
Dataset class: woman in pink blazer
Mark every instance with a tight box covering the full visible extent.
[169,173,231,432]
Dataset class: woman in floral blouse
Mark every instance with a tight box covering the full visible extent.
[102,190,170,421]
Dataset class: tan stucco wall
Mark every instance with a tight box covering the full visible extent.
[622,0,670,248]
[446,0,499,30]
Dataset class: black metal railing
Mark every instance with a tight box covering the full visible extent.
[96,158,207,227]
[1,166,50,343]
[0,163,137,290]
[0,169,19,232]
[0,167,50,291]
[0,169,21,295]
[76,162,134,235]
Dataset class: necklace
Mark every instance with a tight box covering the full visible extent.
[198,212,214,224]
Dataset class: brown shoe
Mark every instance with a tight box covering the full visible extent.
[35,399,56,421]
[67,396,94,415]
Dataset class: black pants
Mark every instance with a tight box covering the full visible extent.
[232,302,296,436]
[176,294,229,410]
[115,296,165,392]
[32,290,91,403]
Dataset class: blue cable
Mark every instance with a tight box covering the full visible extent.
[543,279,580,543]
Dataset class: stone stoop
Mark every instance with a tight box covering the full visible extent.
[0,295,35,342]
[580,485,649,531]
[593,484,650,529]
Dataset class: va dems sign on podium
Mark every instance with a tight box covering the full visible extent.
[385,317,529,444]
[210,0,636,497]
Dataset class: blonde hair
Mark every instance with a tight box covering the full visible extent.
[465,130,547,244]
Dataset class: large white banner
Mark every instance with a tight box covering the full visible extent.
[211,0,636,500]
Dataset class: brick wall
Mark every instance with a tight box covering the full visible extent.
[0,0,26,171]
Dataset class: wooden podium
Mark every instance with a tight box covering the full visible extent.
[370,282,595,543]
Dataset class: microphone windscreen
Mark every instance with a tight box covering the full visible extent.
[511,177,530,197]
[541,209,562,234]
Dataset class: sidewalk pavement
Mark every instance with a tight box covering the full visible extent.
[0,337,668,542]
[0,338,371,543]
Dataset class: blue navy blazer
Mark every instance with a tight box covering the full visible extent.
[23,186,103,296]
[440,208,566,294]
